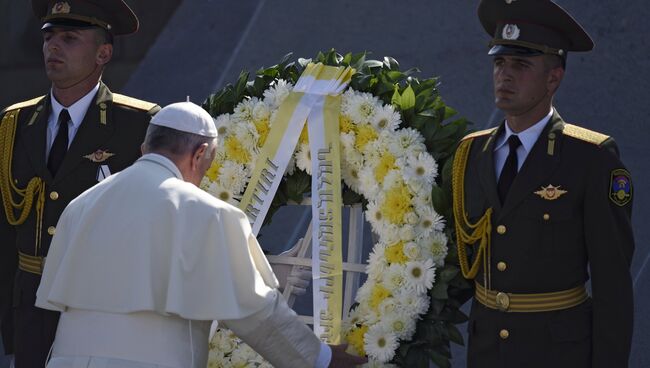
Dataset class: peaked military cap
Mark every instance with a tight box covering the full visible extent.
[478,0,594,59]
[32,0,139,35]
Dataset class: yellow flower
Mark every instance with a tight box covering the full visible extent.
[354,124,378,151]
[346,325,368,356]
[385,241,408,265]
[205,161,221,181]
[254,118,270,147]
[381,183,412,225]
[340,115,354,134]
[374,152,396,184]
[299,125,309,145]
[369,284,392,310]
[225,136,250,164]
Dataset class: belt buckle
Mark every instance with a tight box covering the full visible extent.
[495,292,510,311]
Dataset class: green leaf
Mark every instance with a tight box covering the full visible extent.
[430,280,449,300]
[391,86,402,106]
[426,349,451,368]
[401,85,416,110]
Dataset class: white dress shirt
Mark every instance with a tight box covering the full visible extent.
[46,83,100,161]
[493,108,553,180]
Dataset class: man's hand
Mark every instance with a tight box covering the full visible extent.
[328,344,368,367]
[270,239,311,296]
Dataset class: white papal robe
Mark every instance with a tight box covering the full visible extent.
[36,153,329,368]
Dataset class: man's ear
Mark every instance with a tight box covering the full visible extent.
[192,143,209,168]
[547,66,564,94]
[96,43,113,66]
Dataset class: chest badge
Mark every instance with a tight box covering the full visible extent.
[534,184,567,201]
[84,149,115,163]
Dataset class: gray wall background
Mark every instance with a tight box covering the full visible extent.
[2,0,648,366]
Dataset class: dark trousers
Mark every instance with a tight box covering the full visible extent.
[12,271,59,368]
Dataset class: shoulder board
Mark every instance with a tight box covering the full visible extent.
[461,128,497,141]
[1,96,46,115]
[563,123,609,146]
[112,93,158,112]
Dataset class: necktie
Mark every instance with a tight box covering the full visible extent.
[497,134,522,203]
[48,109,70,176]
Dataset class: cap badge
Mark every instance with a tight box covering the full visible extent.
[84,149,115,163]
[502,24,520,40]
[505,0,517,4]
[534,184,567,201]
[52,2,71,15]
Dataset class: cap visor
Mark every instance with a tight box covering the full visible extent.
[41,20,98,31]
[488,44,544,57]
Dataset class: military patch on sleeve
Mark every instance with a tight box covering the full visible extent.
[609,169,633,206]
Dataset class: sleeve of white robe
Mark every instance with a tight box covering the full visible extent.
[221,290,330,368]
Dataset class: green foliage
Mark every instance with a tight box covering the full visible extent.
[202,50,473,367]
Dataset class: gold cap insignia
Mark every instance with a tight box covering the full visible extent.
[502,24,521,40]
[534,184,567,201]
[84,149,115,163]
[52,2,71,15]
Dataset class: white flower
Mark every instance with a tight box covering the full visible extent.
[358,167,380,199]
[263,79,293,108]
[218,161,248,195]
[366,246,389,282]
[252,100,271,123]
[388,128,424,158]
[232,97,259,123]
[382,309,417,340]
[427,231,449,266]
[364,324,399,362]
[404,259,436,293]
[403,241,421,260]
[371,104,401,132]
[207,182,240,205]
[295,143,312,174]
[403,152,438,187]
[396,290,430,315]
[365,200,385,231]
[345,91,379,125]
[415,205,445,237]
[398,224,415,242]
[382,263,406,290]
[214,114,232,138]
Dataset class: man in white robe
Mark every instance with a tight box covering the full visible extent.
[35,102,366,368]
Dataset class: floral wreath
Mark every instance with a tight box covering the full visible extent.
[202,51,470,367]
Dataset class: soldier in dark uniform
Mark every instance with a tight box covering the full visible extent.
[452,1,634,367]
[0,1,159,366]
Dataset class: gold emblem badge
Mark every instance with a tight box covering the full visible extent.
[84,149,115,163]
[52,2,71,15]
[534,184,567,201]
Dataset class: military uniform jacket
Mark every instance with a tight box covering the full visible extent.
[457,110,634,368]
[0,82,159,353]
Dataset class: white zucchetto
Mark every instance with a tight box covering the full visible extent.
[150,102,218,138]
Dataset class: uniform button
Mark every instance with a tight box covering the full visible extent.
[499,329,509,339]
[543,213,550,221]
[496,225,507,234]
[49,191,59,200]
[47,226,56,236]
[497,261,507,271]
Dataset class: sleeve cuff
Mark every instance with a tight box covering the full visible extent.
[315,342,331,368]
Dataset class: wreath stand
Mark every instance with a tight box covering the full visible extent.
[265,203,368,325]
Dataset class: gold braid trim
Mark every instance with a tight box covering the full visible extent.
[452,138,493,283]
[0,109,45,230]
